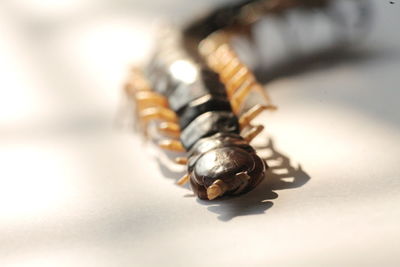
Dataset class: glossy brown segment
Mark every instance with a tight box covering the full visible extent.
[180,112,240,150]
[193,147,255,186]
[168,69,227,112]
[188,133,267,200]
[177,95,232,130]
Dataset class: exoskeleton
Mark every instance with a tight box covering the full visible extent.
[124,0,370,200]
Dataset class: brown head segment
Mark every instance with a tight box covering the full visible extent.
[188,134,266,200]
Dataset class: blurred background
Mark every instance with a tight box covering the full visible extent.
[0,0,399,266]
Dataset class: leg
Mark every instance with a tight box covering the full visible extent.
[139,107,177,124]
[138,107,178,137]
[230,80,254,113]
[158,122,181,138]
[220,58,242,84]
[135,91,168,110]
[225,67,252,96]
[243,125,264,143]
[239,104,268,128]
[177,173,190,186]
[207,179,229,200]
[175,157,188,165]
[199,30,277,115]
[158,139,185,152]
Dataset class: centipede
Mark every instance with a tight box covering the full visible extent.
[124,0,370,200]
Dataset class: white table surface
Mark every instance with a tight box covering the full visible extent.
[0,1,399,266]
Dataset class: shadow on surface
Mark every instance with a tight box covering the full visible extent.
[198,138,310,221]
[153,136,310,221]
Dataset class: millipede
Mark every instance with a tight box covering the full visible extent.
[124,0,370,200]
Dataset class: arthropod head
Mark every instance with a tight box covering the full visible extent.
[189,145,266,200]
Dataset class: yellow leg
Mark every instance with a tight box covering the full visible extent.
[158,139,185,152]
[158,122,181,138]
[207,179,228,200]
[177,173,190,186]
[257,85,276,107]
[225,67,253,97]
[135,91,168,110]
[211,44,234,68]
[210,44,235,72]
[199,31,277,114]
[220,58,241,83]
[205,41,255,99]
[138,107,177,137]
[230,80,254,113]
[239,104,268,128]
[124,67,179,136]
[243,125,264,143]
[174,157,188,165]
[231,82,277,114]
[198,32,229,57]
[139,107,177,124]
[207,47,237,73]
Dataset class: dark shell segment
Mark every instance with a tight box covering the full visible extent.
[146,54,238,150]
[146,62,178,96]
[180,112,240,150]
[187,133,267,200]
[177,95,232,130]
[168,69,227,112]
[187,132,253,169]
[193,147,255,186]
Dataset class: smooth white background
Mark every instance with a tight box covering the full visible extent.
[0,1,399,266]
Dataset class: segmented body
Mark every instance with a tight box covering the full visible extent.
[125,0,369,200]
[140,27,267,199]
